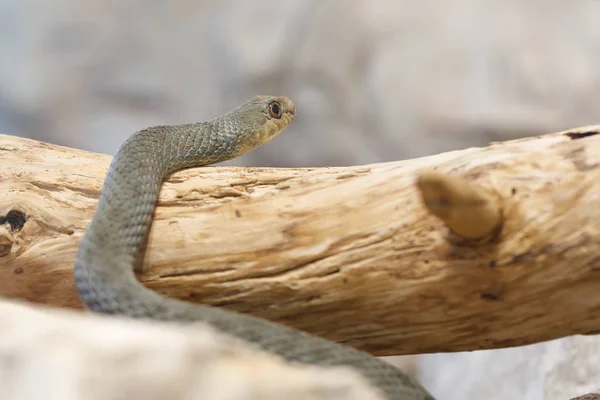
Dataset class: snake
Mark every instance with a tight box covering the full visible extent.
[74,95,436,400]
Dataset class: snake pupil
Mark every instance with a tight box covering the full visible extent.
[269,102,282,119]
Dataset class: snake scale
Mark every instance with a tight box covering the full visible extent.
[74,96,436,400]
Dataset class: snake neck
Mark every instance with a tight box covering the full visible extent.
[77,121,243,278]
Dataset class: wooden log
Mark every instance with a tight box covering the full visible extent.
[571,393,600,400]
[1,126,600,356]
[0,298,383,400]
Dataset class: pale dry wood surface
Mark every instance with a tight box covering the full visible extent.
[0,298,382,400]
[1,126,600,356]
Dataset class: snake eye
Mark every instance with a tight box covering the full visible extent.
[268,101,282,119]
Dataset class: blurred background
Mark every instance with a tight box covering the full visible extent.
[1,0,600,398]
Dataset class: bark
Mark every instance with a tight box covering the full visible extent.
[1,126,600,356]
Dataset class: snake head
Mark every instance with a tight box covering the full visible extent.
[230,95,296,154]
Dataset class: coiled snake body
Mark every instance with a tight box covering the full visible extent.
[75,96,435,400]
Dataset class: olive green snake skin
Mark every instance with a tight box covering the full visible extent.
[74,96,435,400]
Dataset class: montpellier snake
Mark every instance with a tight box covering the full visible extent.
[74,96,435,400]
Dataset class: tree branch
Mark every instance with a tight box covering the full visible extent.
[416,170,503,241]
[1,126,600,356]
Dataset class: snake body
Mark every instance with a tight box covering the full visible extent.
[74,96,435,400]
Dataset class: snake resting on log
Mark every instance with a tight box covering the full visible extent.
[74,95,436,400]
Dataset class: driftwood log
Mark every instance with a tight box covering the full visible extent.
[1,126,600,357]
